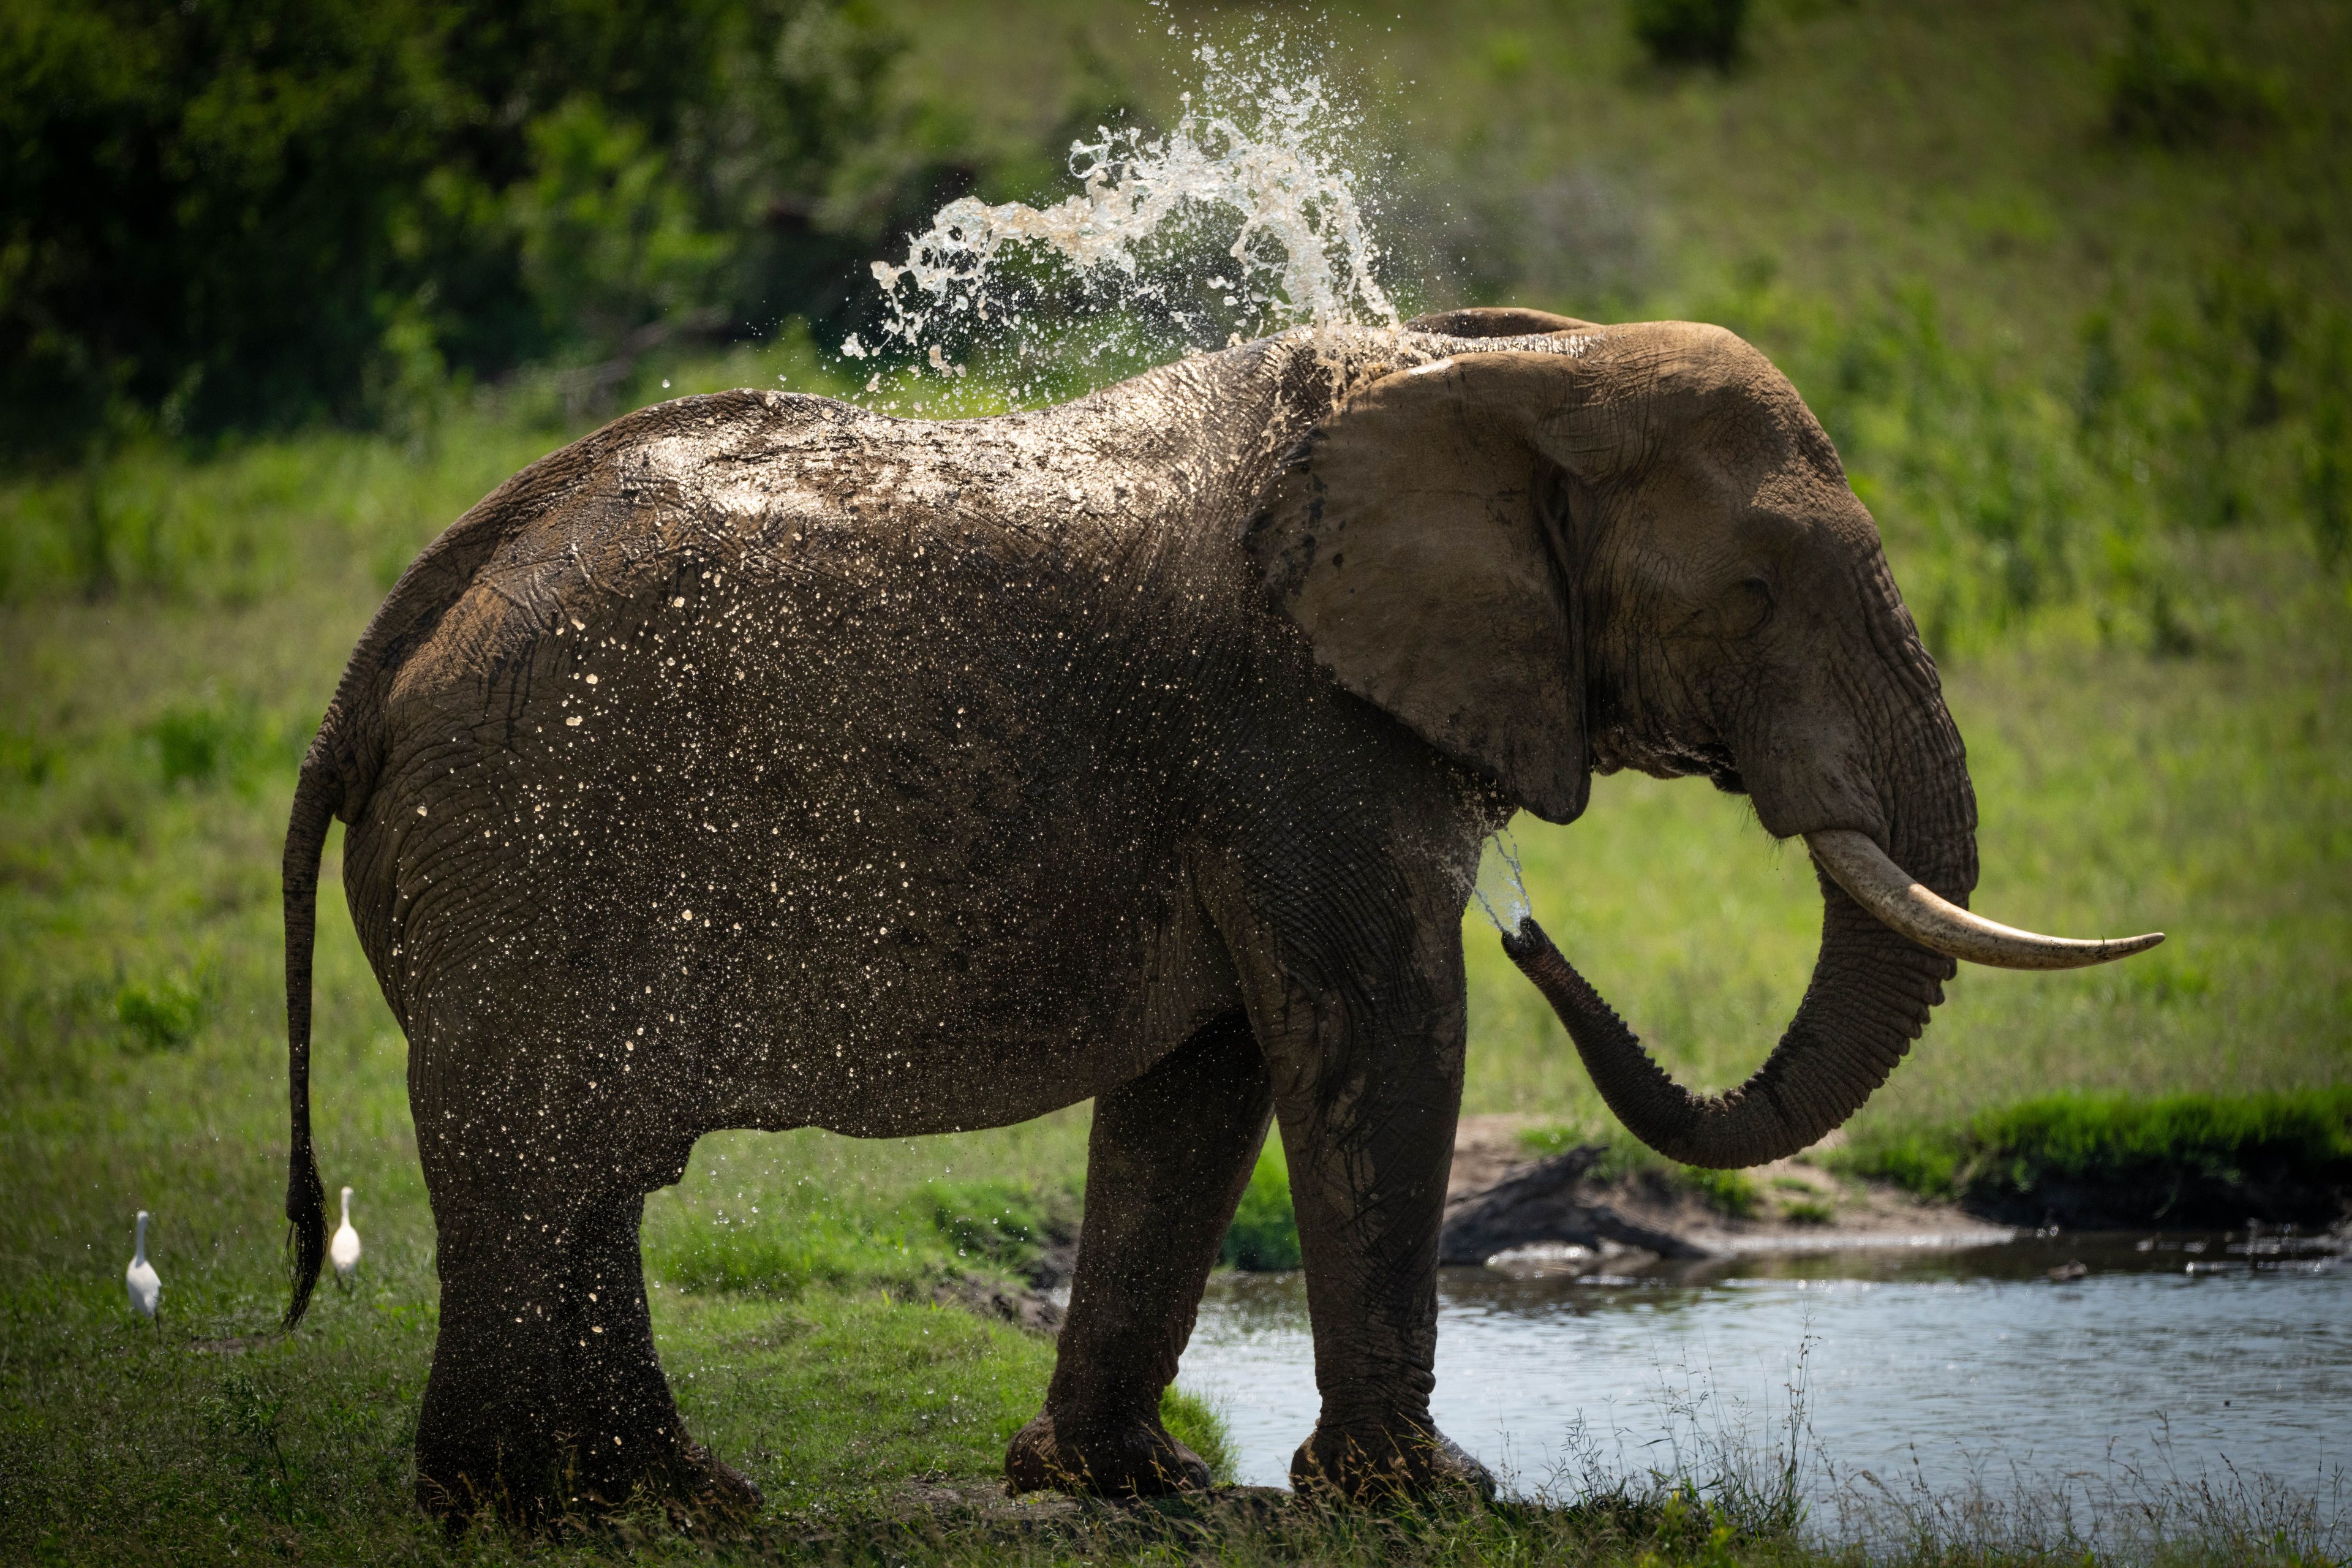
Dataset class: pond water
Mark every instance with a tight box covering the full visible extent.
[1176,1232,2350,1518]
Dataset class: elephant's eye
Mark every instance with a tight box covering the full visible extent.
[1730,576,1775,635]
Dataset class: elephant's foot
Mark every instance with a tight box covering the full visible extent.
[417,1423,763,1533]
[417,1188,757,1534]
[1005,1407,1212,1497]
[1289,1422,1496,1504]
[627,1433,765,1526]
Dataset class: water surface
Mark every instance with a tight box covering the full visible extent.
[1177,1233,2350,1512]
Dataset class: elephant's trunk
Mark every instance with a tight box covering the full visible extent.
[1508,739,2160,1167]
[1507,751,1979,1170]
[1504,892,1946,1169]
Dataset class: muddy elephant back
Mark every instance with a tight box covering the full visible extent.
[318,391,837,818]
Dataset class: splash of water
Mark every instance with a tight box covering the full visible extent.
[1473,830,1535,935]
[854,39,1396,385]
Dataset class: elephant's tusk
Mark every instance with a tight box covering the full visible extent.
[1804,829,2163,971]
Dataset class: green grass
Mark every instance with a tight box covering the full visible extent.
[1221,1140,1303,1273]
[1834,1087,2352,1210]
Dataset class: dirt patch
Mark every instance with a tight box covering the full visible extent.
[932,1271,1063,1335]
[1445,1115,2012,1265]
[929,1232,1077,1334]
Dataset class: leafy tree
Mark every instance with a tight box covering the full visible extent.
[1629,0,1747,72]
[0,0,905,458]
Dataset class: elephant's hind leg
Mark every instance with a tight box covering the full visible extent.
[1006,1011,1270,1496]
[416,1187,760,1529]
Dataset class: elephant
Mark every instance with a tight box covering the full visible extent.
[278,305,2158,1523]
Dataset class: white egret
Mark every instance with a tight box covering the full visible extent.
[331,1186,361,1286]
[126,1210,160,1319]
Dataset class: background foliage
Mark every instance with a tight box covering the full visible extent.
[0,0,915,455]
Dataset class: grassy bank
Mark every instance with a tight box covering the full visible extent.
[1834,1087,2352,1226]
[1210,1086,2352,1265]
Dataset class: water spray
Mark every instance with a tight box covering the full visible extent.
[1472,829,1534,937]
[853,37,1397,403]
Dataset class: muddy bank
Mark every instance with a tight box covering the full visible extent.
[1951,1155,2351,1231]
[1441,1114,2350,1270]
[1442,1116,2014,1270]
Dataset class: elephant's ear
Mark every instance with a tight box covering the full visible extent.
[1404,306,1601,337]
[1246,352,1599,824]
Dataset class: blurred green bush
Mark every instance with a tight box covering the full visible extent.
[1629,0,1748,72]
[2104,3,2279,149]
[143,701,264,788]
[1221,1140,1302,1272]
[0,0,916,459]
[1709,271,2351,658]
[114,974,205,1053]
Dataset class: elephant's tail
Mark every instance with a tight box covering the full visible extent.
[281,762,338,1330]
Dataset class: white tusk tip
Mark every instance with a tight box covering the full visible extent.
[1804,829,2169,971]
[2098,932,2165,960]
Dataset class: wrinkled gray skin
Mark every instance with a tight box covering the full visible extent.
[281,307,1976,1524]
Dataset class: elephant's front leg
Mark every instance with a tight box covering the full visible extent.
[1006,1011,1271,1496]
[1262,951,1494,1500]
[415,1186,760,1527]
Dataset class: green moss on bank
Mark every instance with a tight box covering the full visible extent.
[1834,1088,2352,1224]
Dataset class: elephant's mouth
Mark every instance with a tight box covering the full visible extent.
[1676,741,1746,796]
[1591,730,1747,796]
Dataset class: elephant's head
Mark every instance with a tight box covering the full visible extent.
[1246,312,2160,1168]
